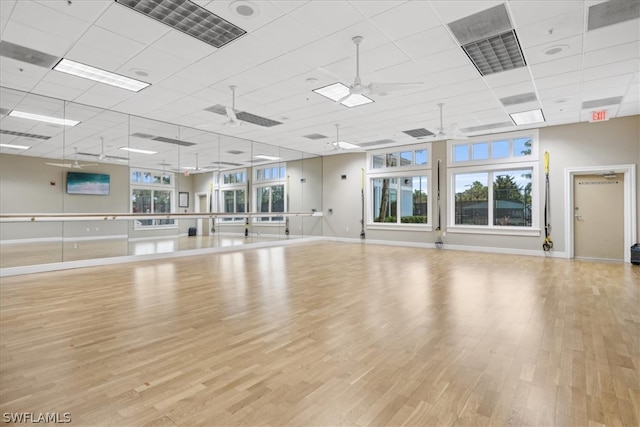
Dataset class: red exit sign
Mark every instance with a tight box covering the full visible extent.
[590,110,608,122]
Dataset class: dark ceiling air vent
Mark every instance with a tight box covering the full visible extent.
[226,150,244,155]
[151,136,196,146]
[212,161,243,166]
[0,108,11,116]
[130,132,155,139]
[0,41,59,68]
[358,139,396,147]
[588,0,640,31]
[303,133,328,140]
[0,129,52,140]
[460,121,514,133]
[581,96,623,109]
[205,105,283,127]
[449,4,526,76]
[500,92,538,107]
[115,0,246,48]
[402,128,435,138]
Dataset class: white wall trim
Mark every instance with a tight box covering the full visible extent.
[564,164,636,263]
[1,237,62,245]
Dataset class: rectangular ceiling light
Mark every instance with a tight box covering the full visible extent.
[53,58,150,92]
[254,155,281,161]
[115,0,246,48]
[0,143,31,150]
[119,147,157,155]
[333,141,361,150]
[313,82,374,108]
[8,110,79,126]
[510,109,545,126]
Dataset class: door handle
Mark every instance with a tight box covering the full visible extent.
[575,215,583,221]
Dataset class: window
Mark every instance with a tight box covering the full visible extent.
[372,176,428,224]
[131,169,175,229]
[254,164,286,222]
[448,131,538,235]
[367,143,431,227]
[220,169,247,222]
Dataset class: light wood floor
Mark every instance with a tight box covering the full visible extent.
[1,242,638,426]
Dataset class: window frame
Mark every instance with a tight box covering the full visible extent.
[253,163,286,224]
[366,143,432,231]
[219,168,247,223]
[447,130,540,236]
[130,168,176,230]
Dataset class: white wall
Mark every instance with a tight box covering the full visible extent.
[322,116,639,256]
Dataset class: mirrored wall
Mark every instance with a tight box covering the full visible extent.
[0,87,323,270]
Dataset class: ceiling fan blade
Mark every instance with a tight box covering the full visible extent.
[46,162,73,168]
[367,82,423,95]
[336,92,352,104]
[225,106,241,127]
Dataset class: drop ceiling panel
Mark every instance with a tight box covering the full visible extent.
[251,15,321,53]
[381,6,444,41]
[524,35,584,66]
[538,83,581,100]
[221,34,286,66]
[323,19,392,53]
[202,0,286,33]
[150,30,214,63]
[430,0,504,24]
[430,66,482,86]
[483,67,532,88]
[583,41,640,68]
[583,58,640,81]
[65,43,130,72]
[289,38,351,69]
[75,25,146,63]
[1,20,72,57]
[289,1,364,37]
[584,19,640,52]
[349,1,405,18]
[395,26,460,60]
[33,0,111,23]
[258,54,311,82]
[534,71,582,91]
[31,80,86,101]
[96,2,171,45]
[529,54,583,79]
[414,48,471,75]
[507,0,584,28]
[10,0,91,42]
[116,47,190,84]
[0,57,50,91]
[73,86,138,110]
[516,10,584,48]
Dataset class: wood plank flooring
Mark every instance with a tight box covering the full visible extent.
[1,241,638,426]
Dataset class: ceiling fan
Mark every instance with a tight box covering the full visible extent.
[326,123,362,153]
[46,147,97,169]
[336,36,423,104]
[433,103,468,140]
[224,85,241,127]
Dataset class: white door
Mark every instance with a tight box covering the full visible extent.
[197,194,209,236]
[573,174,624,261]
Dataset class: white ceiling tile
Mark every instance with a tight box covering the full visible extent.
[507,0,584,28]
[395,26,460,60]
[430,65,481,86]
[584,19,640,52]
[430,1,504,25]
[348,1,404,18]
[323,19,392,53]
[258,54,312,82]
[1,19,72,57]
[153,76,207,95]
[201,0,287,33]
[583,58,640,82]
[491,80,537,99]
[0,57,49,91]
[151,30,214,63]
[34,0,111,23]
[72,25,144,63]
[369,1,441,40]
[538,83,581,99]
[65,43,130,72]
[73,86,137,110]
[116,47,190,84]
[583,75,634,93]
[484,68,533,88]
[530,54,583,79]
[524,34,584,66]
[583,41,640,69]
[289,38,351,69]
[516,9,584,48]
[31,80,86,101]
[289,1,364,37]
[582,85,629,102]
[251,15,321,53]
[95,2,171,45]
[534,71,582,91]
[10,0,91,41]
[414,48,470,75]
[221,33,287,66]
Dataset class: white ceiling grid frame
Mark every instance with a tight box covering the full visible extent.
[95,2,171,46]
[288,1,365,37]
[9,1,91,43]
[1,18,75,57]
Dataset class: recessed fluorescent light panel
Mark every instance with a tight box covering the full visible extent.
[8,110,79,126]
[115,0,246,48]
[119,147,157,155]
[254,155,281,161]
[510,109,545,126]
[313,83,373,108]
[333,141,361,150]
[53,59,150,92]
[0,143,31,150]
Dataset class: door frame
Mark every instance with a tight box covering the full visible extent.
[195,192,209,236]
[564,164,636,263]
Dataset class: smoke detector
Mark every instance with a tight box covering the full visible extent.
[229,1,259,19]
